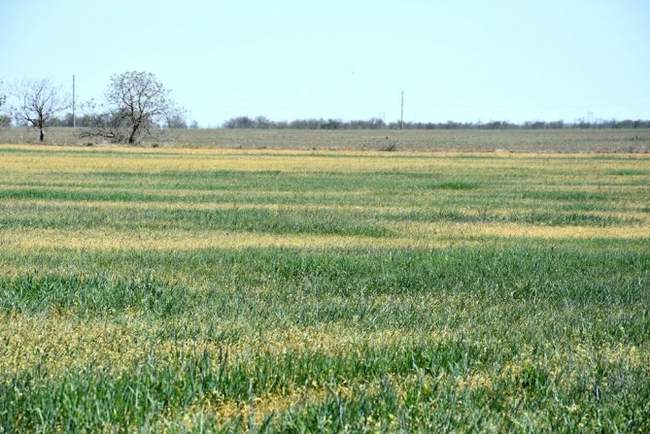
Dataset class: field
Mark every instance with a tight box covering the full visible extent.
[0,144,649,432]
[1,127,650,152]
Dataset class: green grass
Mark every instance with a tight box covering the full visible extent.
[0,145,649,432]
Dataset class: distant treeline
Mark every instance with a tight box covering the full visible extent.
[26,114,650,130]
[222,116,650,130]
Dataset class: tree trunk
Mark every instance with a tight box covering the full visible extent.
[128,123,140,145]
[39,127,44,142]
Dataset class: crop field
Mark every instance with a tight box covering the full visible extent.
[0,144,649,432]
[1,127,649,152]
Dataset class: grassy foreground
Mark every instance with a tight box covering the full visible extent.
[0,145,649,433]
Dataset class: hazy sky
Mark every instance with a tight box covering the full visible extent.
[2,0,649,126]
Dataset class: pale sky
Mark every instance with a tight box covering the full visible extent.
[1,0,649,126]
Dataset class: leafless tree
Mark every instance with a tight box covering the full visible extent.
[92,71,172,144]
[0,82,9,127]
[165,106,188,129]
[11,79,68,141]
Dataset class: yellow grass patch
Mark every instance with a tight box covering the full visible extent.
[2,145,649,175]
[1,219,647,258]
[456,371,494,391]
[0,228,469,253]
[398,221,650,240]
[0,313,450,378]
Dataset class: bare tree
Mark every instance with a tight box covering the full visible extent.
[12,79,68,141]
[103,71,172,144]
[0,82,9,127]
[165,106,188,128]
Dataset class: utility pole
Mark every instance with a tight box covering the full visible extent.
[400,90,404,130]
[72,75,76,129]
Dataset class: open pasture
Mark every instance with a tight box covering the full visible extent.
[0,145,649,432]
